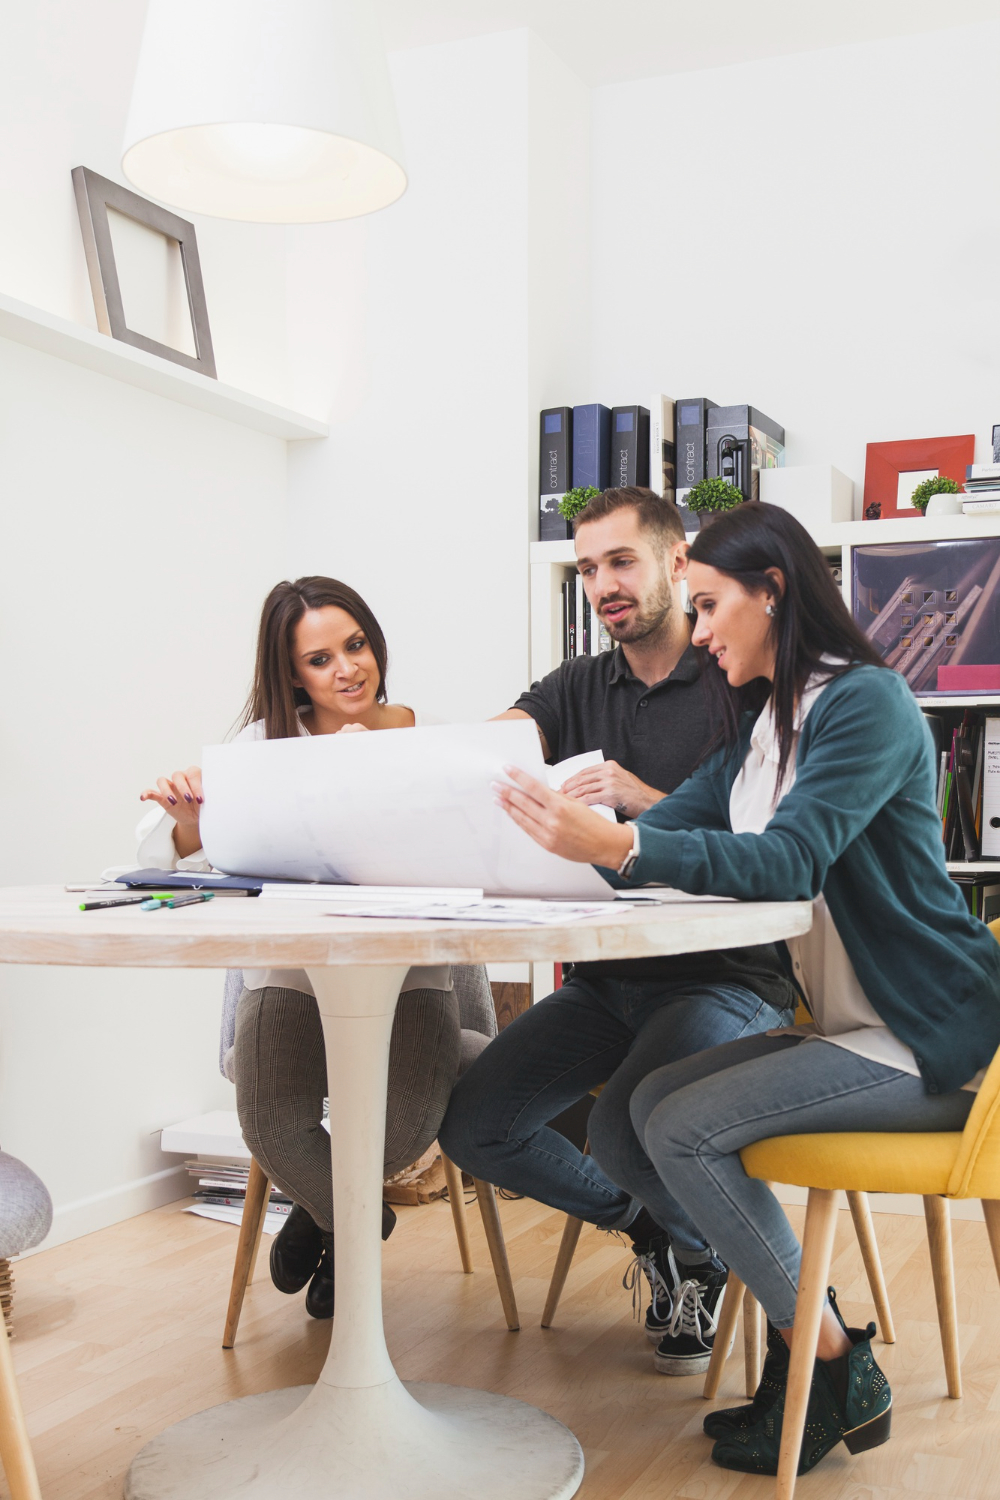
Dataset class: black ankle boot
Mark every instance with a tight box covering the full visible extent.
[302,1202,396,1322]
[269,1204,324,1294]
[703,1287,848,1440]
[305,1233,335,1320]
[710,1317,891,1476]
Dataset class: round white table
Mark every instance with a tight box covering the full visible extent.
[0,886,812,1500]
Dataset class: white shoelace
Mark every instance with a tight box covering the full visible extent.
[621,1248,673,1322]
[666,1276,723,1349]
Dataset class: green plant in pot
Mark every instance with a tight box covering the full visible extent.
[558,486,601,524]
[909,475,961,516]
[685,477,744,528]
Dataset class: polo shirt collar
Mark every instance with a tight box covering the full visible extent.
[609,641,701,687]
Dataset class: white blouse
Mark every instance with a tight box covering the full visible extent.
[729,666,980,1091]
[133,707,452,998]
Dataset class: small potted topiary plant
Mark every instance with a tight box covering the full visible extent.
[909,475,962,517]
[558,486,601,527]
[685,477,744,528]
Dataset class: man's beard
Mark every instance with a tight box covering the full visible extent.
[600,569,674,643]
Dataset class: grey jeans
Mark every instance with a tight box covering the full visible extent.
[234,984,462,1232]
[630,1032,974,1327]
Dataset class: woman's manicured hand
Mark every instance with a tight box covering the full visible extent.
[140,767,205,858]
[493,765,634,868]
[140,766,204,822]
[560,760,663,818]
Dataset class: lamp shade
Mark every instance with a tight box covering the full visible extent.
[122,0,406,223]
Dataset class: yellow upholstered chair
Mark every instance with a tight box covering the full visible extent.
[720,965,1000,1496]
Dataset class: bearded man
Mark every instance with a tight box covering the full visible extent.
[439,487,797,1376]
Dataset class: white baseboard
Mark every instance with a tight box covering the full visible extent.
[773,1183,984,1222]
[20,1165,190,1256]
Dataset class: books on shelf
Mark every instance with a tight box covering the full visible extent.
[562,577,613,660]
[922,709,1000,865]
[961,464,1000,514]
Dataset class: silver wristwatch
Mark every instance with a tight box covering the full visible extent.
[617,820,641,880]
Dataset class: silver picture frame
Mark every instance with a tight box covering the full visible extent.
[72,165,217,379]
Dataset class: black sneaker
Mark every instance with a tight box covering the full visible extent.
[653,1259,728,1376]
[622,1221,676,1344]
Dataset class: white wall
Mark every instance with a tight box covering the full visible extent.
[589,20,1000,502]
[0,340,289,1247]
[0,0,297,1247]
[286,30,591,722]
[0,0,294,409]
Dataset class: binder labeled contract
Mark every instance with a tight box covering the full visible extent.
[982,717,1000,857]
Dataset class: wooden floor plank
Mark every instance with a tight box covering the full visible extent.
[4,1196,1000,1499]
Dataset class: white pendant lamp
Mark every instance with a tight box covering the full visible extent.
[122,0,406,223]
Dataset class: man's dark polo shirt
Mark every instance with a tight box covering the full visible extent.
[512,643,796,1012]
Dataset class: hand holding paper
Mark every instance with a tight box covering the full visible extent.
[493,765,633,870]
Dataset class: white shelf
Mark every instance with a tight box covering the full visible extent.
[916,696,1000,709]
[0,290,328,441]
[946,862,1000,874]
[815,515,1000,548]
[530,539,577,565]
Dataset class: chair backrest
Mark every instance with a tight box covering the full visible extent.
[945,919,1000,1198]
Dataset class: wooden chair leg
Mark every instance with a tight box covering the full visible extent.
[441,1153,474,1274]
[472,1180,520,1332]
[223,1157,271,1349]
[541,1215,584,1328]
[847,1189,896,1344]
[923,1194,962,1399]
[743,1286,762,1398]
[981,1199,1000,1288]
[776,1187,839,1500]
[703,1268,746,1399]
[0,1318,42,1500]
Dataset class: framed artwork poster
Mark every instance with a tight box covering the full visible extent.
[862,434,974,520]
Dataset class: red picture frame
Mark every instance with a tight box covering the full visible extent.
[862,434,974,520]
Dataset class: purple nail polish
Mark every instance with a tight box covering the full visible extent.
[196,796,204,805]
[168,796,177,806]
[184,794,193,803]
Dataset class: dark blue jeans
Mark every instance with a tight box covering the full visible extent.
[438,972,793,1256]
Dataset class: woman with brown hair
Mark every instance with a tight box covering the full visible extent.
[137,577,493,1320]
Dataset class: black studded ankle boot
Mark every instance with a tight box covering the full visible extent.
[703,1286,848,1441]
[710,1316,891,1476]
[269,1204,324,1294]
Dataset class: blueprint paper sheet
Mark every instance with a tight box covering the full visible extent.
[200,720,615,901]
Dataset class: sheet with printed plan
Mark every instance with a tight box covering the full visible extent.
[200,720,616,900]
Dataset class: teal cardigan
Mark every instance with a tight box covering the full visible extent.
[604,665,1000,1096]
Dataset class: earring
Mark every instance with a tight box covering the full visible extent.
[765,603,775,616]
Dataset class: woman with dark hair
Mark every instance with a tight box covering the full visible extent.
[493,503,1000,1476]
[138,577,492,1320]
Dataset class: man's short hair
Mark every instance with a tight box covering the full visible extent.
[572,486,686,549]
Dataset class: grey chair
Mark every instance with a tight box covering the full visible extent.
[218,967,520,1347]
[0,1150,52,1500]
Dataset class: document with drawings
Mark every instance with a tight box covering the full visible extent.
[200,720,616,900]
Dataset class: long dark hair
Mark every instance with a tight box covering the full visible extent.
[238,576,389,741]
[688,504,886,787]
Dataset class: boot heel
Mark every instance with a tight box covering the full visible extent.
[843,1403,892,1455]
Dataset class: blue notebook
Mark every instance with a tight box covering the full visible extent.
[120,868,264,892]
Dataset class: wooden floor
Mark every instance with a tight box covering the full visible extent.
[6,1193,1000,1499]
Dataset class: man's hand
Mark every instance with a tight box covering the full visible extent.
[493,766,633,868]
[559,760,663,819]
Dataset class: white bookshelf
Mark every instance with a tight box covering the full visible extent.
[528,478,1000,998]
